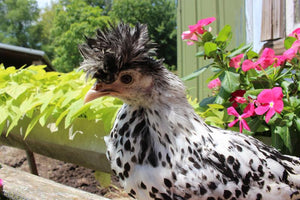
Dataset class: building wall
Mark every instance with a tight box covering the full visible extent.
[177,0,246,100]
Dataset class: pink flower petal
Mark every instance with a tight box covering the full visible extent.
[228,118,239,127]
[227,106,240,117]
[197,17,216,26]
[271,87,283,99]
[265,108,276,123]
[241,119,251,131]
[288,28,300,37]
[188,24,201,33]
[242,103,255,118]
[291,40,300,49]
[242,59,255,71]
[274,55,286,67]
[274,99,284,113]
[181,30,192,40]
[255,104,270,115]
[257,89,273,104]
[229,54,244,69]
[187,41,195,45]
[283,48,297,60]
[239,120,243,133]
[207,78,221,89]
[235,97,247,104]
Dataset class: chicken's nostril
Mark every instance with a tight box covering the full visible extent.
[92,83,102,91]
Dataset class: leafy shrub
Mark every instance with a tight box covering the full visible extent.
[182,18,300,155]
[0,65,122,138]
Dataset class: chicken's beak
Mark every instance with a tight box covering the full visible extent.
[84,82,113,103]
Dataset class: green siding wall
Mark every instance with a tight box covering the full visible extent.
[177,0,246,100]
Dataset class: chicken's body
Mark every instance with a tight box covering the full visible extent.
[80,23,300,200]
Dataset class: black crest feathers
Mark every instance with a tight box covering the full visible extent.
[78,22,160,83]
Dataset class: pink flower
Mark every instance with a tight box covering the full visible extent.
[283,40,300,60]
[255,48,275,70]
[255,87,284,123]
[229,54,244,69]
[189,17,216,34]
[182,17,216,45]
[274,55,286,66]
[242,59,256,71]
[229,90,246,107]
[207,78,221,89]
[283,48,297,60]
[181,30,199,45]
[242,48,285,71]
[288,28,300,39]
[227,103,254,133]
[0,178,3,189]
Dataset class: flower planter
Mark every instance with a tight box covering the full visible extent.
[0,115,111,173]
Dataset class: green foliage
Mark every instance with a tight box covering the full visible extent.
[51,0,110,72]
[0,0,177,72]
[109,0,177,69]
[0,0,41,48]
[0,64,122,138]
[182,20,300,156]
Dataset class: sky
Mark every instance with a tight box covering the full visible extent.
[37,0,56,9]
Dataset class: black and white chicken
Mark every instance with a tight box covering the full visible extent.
[79,23,300,200]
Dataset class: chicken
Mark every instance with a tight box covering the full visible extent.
[79,23,300,200]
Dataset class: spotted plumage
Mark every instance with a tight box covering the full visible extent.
[79,23,300,200]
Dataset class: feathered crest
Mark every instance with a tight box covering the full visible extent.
[78,22,160,83]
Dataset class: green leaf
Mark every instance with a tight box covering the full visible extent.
[284,36,297,49]
[220,71,240,93]
[24,111,45,139]
[207,104,224,109]
[248,117,269,133]
[0,120,5,136]
[6,113,22,136]
[199,96,216,108]
[55,109,70,127]
[273,126,292,153]
[64,99,91,128]
[251,76,272,89]
[216,25,232,42]
[294,117,300,131]
[4,83,32,99]
[246,50,259,59]
[19,95,43,114]
[205,116,224,124]
[94,171,111,188]
[215,87,231,104]
[196,51,205,57]
[227,43,252,58]
[244,89,263,99]
[39,106,55,127]
[181,63,213,81]
[204,42,217,57]
[202,31,213,42]
[0,107,8,125]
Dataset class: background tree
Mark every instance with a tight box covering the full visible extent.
[109,0,177,69]
[0,0,40,48]
[51,0,110,72]
[0,0,177,72]
[36,2,58,60]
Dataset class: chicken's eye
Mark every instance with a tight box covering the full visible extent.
[120,74,133,84]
